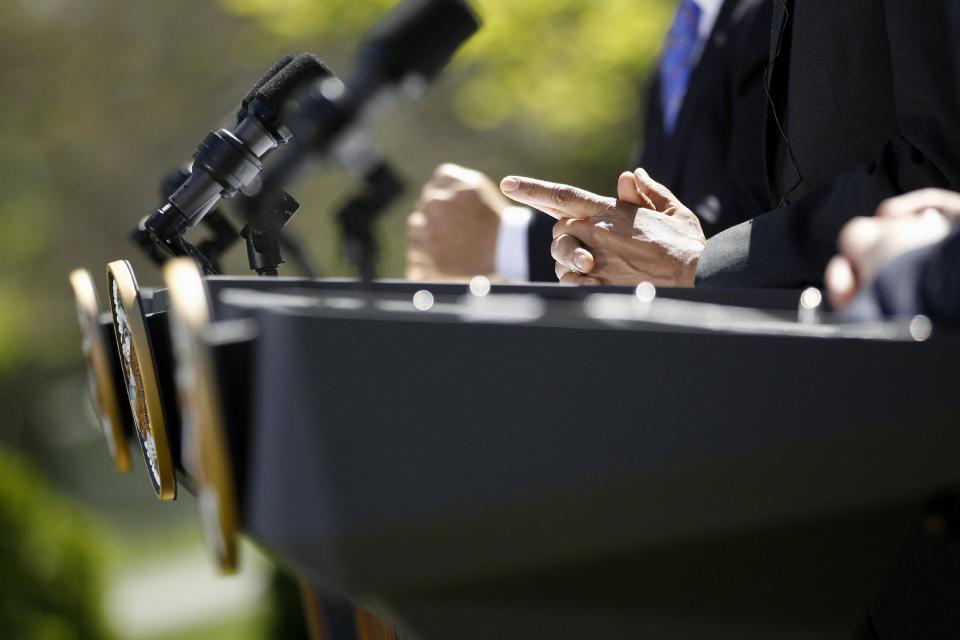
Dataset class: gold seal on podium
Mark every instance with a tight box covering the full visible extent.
[107,260,176,501]
[165,258,238,573]
[69,268,131,474]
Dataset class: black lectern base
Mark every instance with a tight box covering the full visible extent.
[366,501,931,639]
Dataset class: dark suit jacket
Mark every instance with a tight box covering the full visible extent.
[845,1,960,324]
[527,0,773,282]
[696,0,960,287]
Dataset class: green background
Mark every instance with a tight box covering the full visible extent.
[0,0,672,637]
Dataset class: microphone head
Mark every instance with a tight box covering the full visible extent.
[241,53,295,109]
[360,0,480,84]
[241,53,333,128]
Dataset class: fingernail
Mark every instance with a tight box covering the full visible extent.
[501,177,519,192]
[573,254,586,271]
[634,168,647,180]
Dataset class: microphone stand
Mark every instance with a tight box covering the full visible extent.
[238,190,301,277]
[132,165,320,278]
[334,161,404,282]
[132,166,239,275]
[195,210,240,273]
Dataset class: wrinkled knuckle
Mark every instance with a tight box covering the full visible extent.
[461,169,482,186]
[553,219,571,237]
[918,188,943,201]
[553,186,576,210]
[456,186,480,202]
[874,199,896,217]
[549,234,563,257]
[839,217,874,256]
[599,198,618,214]
[434,163,457,177]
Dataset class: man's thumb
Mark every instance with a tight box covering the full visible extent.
[617,171,656,210]
[634,168,680,213]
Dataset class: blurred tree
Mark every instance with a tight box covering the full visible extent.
[0,3,671,634]
[0,445,113,639]
[220,0,673,140]
[0,0,673,443]
[0,0,675,387]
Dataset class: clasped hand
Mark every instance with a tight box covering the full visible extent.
[500,169,706,287]
[825,189,960,308]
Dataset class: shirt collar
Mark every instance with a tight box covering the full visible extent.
[691,0,724,42]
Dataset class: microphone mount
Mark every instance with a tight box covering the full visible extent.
[240,190,301,277]
[334,161,405,282]
[133,53,332,276]
[248,0,480,281]
[131,165,241,275]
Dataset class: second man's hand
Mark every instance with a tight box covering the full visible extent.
[825,189,960,309]
[406,164,508,280]
[500,169,706,287]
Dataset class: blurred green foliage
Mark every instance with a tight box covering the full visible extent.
[0,446,112,639]
[0,1,672,634]
[222,0,672,136]
[0,0,672,379]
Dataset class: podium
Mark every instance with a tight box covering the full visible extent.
[74,260,960,638]
[188,276,959,639]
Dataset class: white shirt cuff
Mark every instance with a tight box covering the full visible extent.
[495,206,533,282]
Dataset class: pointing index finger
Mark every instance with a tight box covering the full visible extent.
[501,176,617,220]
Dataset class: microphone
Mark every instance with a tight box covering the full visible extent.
[249,0,479,279]
[269,0,479,178]
[143,53,333,248]
[360,0,481,87]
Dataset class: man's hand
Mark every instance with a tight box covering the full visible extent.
[406,164,509,280]
[499,168,706,287]
[825,189,960,308]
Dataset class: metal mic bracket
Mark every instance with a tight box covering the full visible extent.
[132,165,241,274]
[195,210,241,273]
[241,190,300,277]
[335,161,404,282]
[130,220,172,268]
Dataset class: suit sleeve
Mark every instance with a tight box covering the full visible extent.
[526,210,558,283]
[697,1,960,288]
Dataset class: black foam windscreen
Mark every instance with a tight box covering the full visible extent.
[361,0,480,83]
[248,53,333,120]
[241,53,296,110]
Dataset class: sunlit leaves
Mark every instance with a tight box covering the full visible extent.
[0,447,112,639]
[220,0,672,136]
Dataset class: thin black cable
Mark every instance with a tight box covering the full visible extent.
[762,0,805,207]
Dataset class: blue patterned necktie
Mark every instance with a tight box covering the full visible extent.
[659,0,703,135]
